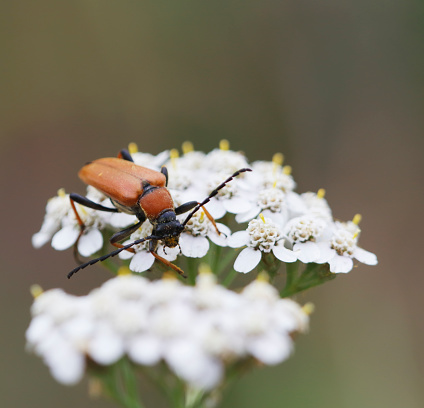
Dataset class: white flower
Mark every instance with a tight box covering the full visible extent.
[204,145,249,175]
[229,216,297,273]
[33,186,135,258]
[300,190,333,221]
[26,274,309,390]
[204,171,252,219]
[119,220,179,273]
[32,189,72,248]
[283,215,331,263]
[51,206,105,257]
[178,210,231,258]
[131,149,169,170]
[316,220,378,273]
[250,159,296,193]
[235,187,288,225]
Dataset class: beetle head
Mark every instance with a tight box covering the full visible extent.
[154,210,185,248]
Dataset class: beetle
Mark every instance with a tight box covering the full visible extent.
[67,149,251,278]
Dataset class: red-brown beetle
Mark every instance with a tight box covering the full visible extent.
[67,149,251,278]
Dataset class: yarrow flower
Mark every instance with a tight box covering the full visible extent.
[26,273,309,390]
[30,141,378,408]
[315,217,378,273]
[229,215,297,273]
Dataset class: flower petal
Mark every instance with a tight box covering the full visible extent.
[129,251,155,273]
[354,247,378,265]
[87,324,125,365]
[32,232,52,249]
[234,247,262,273]
[223,197,252,214]
[329,254,353,273]
[272,243,297,263]
[227,230,250,248]
[208,223,231,247]
[180,234,209,258]
[293,242,320,263]
[204,199,226,219]
[127,334,162,366]
[47,340,85,385]
[248,333,293,365]
[262,210,287,228]
[157,245,179,261]
[235,205,261,223]
[315,242,335,263]
[78,229,103,257]
[165,339,223,390]
[51,225,80,251]
[108,213,137,228]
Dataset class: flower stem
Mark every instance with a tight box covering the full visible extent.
[280,263,335,297]
[120,359,143,408]
[222,268,238,288]
[186,257,198,285]
[285,261,299,289]
[94,360,145,408]
[216,247,240,276]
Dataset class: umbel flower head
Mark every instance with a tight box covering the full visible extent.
[32,141,377,278]
[29,141,378,408]
[26,272,309,390]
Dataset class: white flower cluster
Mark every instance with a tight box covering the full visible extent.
[228,163,378,274]
[32,142,377,274]
[26,273,309,390]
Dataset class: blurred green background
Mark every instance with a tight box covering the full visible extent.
[1,1,424,407]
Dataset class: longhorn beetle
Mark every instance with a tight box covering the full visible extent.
[67,149,251,278]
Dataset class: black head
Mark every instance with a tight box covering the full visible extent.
[154,210,185,248]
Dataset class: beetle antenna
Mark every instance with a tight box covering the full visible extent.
[182,168,252,227]
[67,235,159,279]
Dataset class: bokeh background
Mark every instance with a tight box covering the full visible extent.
[1,1,423,407]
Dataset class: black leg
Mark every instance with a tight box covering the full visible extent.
[70,193,119,213]
[67,234,160,278]
[161,166,169,186]
[110,221,143,247]
[119,149,134,162]
[175,201,197,215]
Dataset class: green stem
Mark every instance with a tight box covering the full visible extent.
[259,253,281,282]
[186,257,198,285]
[285,261,299,288]
[222,268,238,288]
[94,360,145,408]
[280,263,335,297]
[216,248,239,276]
[120,359,144,408]
[209,243,222,273]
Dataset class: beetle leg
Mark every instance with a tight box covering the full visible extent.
[69,194,119,263]
[109,221,143,253]
[175,200,197,215]
[70,193,119,213]
[118,149,134,162]
[151,251,186,277]
[176,201,221,235]
[67,234,160,278]
[161,166,169,186]
[149,239,186,277]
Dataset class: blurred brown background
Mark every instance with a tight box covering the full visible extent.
[1,1,423,407]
